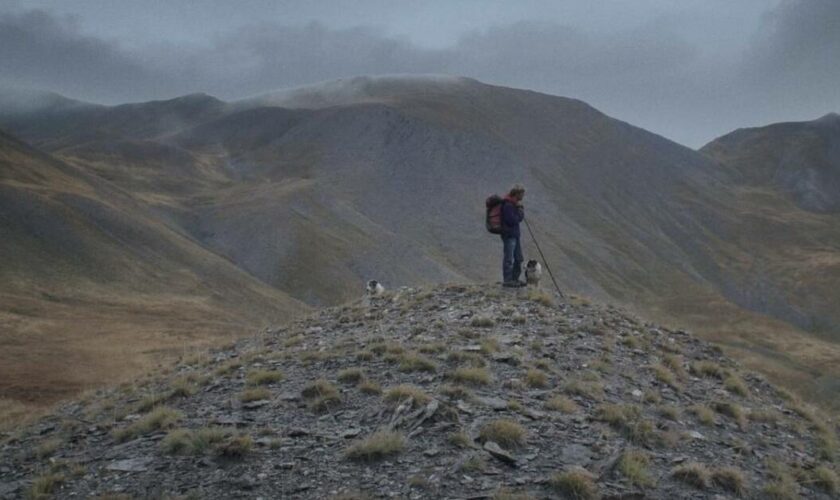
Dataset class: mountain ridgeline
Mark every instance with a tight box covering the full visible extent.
[0,76,838,413]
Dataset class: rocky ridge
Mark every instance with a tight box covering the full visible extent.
[1,285,838,499]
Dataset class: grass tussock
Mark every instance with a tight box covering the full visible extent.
[358,379,382,395]
[27,473,64,499]
[658,405,681,421]
[478,419,527,449]
[689,405,716,426]
[113,406,183,442]
[651,364,681,391]
[672,462,710,489]
[480,337,500,354]
[216,434,253,458]
[161,427,228,455]
[597,403,655,445]
[449,430,473,448]
[662,353,687,378]
[548,468,598,500]
[398,352,437,373]
[451,366,493,386]
[239,387,270,402]
[35,437,62,458]
[525,368,549,388]
[711,467,747,496]
[619,449,653,487]
[471,316,495,328]
[713,401,748,429]
[563,379,605,400]
[337,368,365,384]
[527,288,554,307]
[813,465,839,494]
[301,378,341,413]
[724,374,750,397]
[345,430,405,461]
[545,395,579,413]
[691,360,725,379]
[245,369,283,386]
[385,385,431,407]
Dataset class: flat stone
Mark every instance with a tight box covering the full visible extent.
[340,428,362,438]
[476,396,508,410]
[561,444,592,465]
[106,457,154,472]
[213,415,247,427]
[287,428,310,437]
[483,441,517,466]
[242,400,269,410]
[687,431,705,440]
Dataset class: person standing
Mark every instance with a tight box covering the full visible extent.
[501,184,525,287]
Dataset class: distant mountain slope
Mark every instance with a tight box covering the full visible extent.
[1,77,839,411]
[0,130,305,411]
[701,113,840,213]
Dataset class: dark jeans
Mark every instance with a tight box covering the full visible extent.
[501,235,523,283]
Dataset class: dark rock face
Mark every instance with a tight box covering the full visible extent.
[2,285,836,499]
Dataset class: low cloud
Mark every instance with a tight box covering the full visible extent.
[0,1,837,147]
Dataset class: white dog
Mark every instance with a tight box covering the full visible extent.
[365,279,385,296]
[525,260,542,287]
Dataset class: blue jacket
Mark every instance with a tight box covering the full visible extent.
[501,197,523,239]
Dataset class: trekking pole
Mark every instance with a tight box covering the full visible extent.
[523,217,565,298]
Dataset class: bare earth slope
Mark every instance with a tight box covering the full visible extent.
[1,286,837,499]
[0,131,305,417]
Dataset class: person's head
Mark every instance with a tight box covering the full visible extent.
[508,184,525,202]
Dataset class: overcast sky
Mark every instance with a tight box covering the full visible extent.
[1,0,838,147]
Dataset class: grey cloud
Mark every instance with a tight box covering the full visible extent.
[0,9,161,102]
[0,2,837,147]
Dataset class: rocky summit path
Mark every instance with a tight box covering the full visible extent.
[1,284,838,499]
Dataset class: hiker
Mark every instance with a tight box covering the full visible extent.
[500,184,526,287]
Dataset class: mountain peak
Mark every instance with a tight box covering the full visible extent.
[238,74,481,109]
[2,284,830,498]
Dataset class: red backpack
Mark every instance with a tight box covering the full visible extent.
[485,195,505,234]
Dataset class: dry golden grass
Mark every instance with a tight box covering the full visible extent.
[724,374,750,397]
[358,379,382,395]
[240,387,270,402]
[161,427,227,455]
[813,465,839,495]
[384,385,430,406]
[35,437,62,458]
[245,369,283,386]
[711,467,747,496]
[619,449,653,487]
[345,430,405,461]
[471,316,495,328]
[337,368,365,384]
[713,401,748,429]
[216,434,253,458]
[113,406,182,442]
[398,352,437,373]
[563,379,605,400]
[27,472,65,499]
[672,462,710,489]
[479,419,527,449]
[525,368,549,388]
[301,378,340,413]
[548,468,598,500]
[527,289,554,307]
[651,364,681,391]
[451,366,492,386]
[691,360,725,379]
[545,395,579,413]
[689,404,716,425]
[449,430,472,448]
